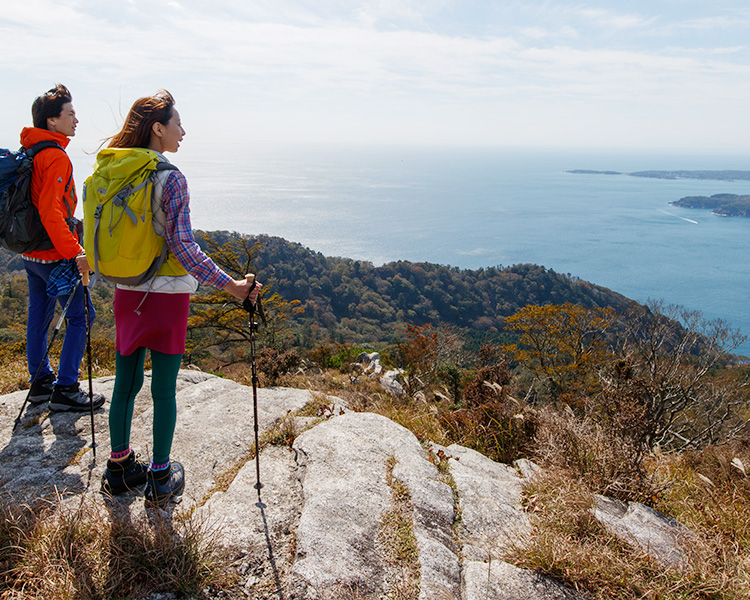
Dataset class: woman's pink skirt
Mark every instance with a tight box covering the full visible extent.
[114,289,190,356]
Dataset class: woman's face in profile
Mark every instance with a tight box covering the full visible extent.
[158,109,185,153]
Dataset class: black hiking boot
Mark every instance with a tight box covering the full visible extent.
[28,373,56,404]
[145,461,185,508]
[101,452,149,495]
[49,383,106,412]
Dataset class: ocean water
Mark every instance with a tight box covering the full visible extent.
[75,144,750,356]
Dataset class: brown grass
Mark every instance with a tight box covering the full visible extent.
[533,409,655,502]
[0,494,235,600]
[378,456,421,600]
[506,451,750,600]
[0,338,116,396]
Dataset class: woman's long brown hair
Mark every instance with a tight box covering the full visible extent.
[107,90,175,149]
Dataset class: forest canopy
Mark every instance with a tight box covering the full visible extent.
[190,231,634,347]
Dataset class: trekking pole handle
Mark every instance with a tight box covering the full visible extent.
[243,274,257,314]
[243,273,266,325]
[82,271,89,286]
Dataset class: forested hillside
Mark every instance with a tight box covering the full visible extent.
[195,231,635,346]
[0,231,635,350]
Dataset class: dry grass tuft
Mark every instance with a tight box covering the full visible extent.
[296,391,340,418]
[374,399,450,446]
[508,460,750,600]
[534,409,655,502]
[0,338,115,397]
[0,494,236,600]
[378,456,421,600]
[262,414,301,448]
[0,342,39,396]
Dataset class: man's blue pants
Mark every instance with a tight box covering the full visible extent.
[24,259,95,386]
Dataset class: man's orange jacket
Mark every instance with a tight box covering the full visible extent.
[19,127,82,261]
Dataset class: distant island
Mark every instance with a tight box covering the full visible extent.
[670,194,750,217]
[567,169,622,176]
[568,169,750,182]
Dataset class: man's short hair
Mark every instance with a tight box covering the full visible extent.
[31,84,72,130]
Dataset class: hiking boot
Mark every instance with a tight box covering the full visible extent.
[28,373,56,404]
[49,383,106,412]
[145,461,185,508]
[101,452,149,495]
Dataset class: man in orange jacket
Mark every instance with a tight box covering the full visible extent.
[21,84,105,412]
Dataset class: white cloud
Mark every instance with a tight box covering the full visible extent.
[663,12,750,33]
[576,8,657,31]
[2,0,750,150]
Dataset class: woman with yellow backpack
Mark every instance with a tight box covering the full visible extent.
[86,90,261,507]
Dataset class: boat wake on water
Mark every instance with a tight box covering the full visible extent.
[659,209,698,224]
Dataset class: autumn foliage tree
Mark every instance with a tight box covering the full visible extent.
[503,302,615,402]
[186,233,303,366]
[395,323,465,396]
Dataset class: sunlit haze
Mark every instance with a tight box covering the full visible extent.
[3,0,750,154]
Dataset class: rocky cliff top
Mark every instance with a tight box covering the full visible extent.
[1,372,690,599]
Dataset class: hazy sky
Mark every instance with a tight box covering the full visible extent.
[3,0,750,153]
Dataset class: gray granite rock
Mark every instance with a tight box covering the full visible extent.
[439,444,587,600]
[442,443,530,557]
[464,560,585,600]
[292,411,461,599]
[592,494,693,568]
[355,351,383,375]
[379,369,406,396]
[0,372,316,507]
[197,444,302,594]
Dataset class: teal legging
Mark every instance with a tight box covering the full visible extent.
[109,349,183,465]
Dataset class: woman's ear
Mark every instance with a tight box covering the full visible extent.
[152,121,163,138]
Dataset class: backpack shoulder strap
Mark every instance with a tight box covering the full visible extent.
[27,141,75,221]
[151,160,181,238]
[26,140,64,158]
[155,162,180,173]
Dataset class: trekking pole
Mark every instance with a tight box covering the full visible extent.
[82,271,96,458]
[242,274,266,497]
[13,279,82,430]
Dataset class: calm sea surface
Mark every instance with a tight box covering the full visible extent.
[75,144,750,356]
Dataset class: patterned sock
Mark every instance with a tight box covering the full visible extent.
[110,447,132,462]
[150,459,170,481]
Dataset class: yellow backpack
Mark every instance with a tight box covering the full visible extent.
[83,148,187,285]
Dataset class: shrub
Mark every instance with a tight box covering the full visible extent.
[613,300,749,450]
[306,343,369,370]
[441,361,536,464]
[533,409,653,502]
[257,347,302,386]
